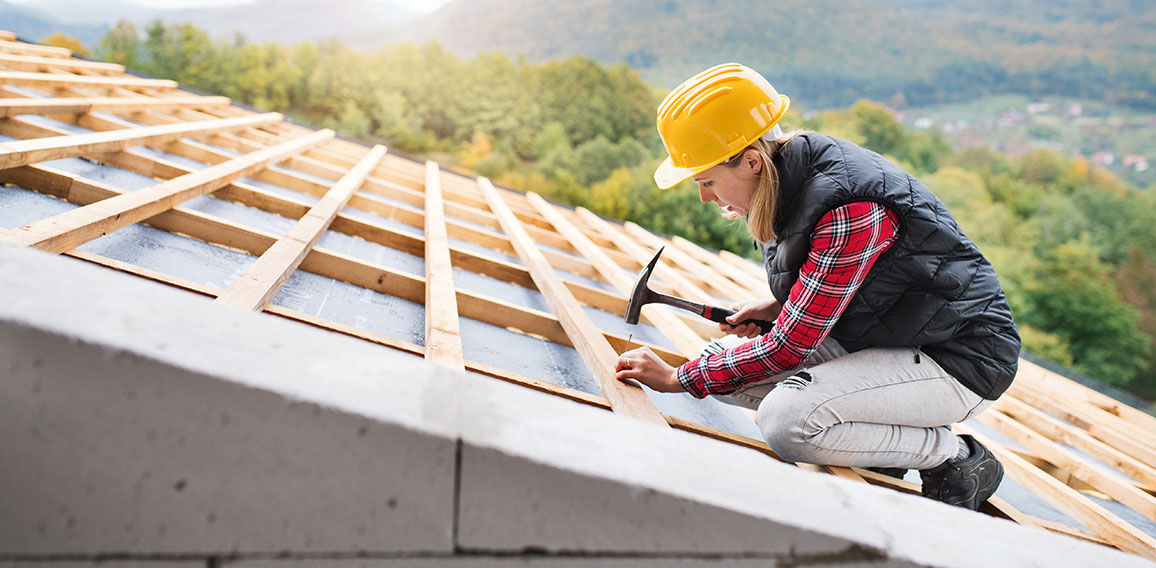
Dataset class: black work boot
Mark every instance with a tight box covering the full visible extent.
[919,434,1003,510]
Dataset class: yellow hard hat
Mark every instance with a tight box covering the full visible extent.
[654,63,790,189]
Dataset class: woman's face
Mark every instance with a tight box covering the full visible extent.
[692,149,761,216]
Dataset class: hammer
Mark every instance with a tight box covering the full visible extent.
[624,246,774,334]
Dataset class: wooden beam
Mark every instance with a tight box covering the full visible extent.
[2,162,686,370]
[0,95,232,118]
[526,192,705,358]
[1010,383,1156,469]
[1017,361,1156,441]
[575,207,721,340]
[978,409,1156,522]
[624,221,750,302]
[0,129,332,253]
[0,70,176,90]
[216,145,387,311]
[671,235,769,295]
[955,423,1156,559]
[476,177,667,427]
[0,112,282,169]
[0,52,125,74]
[720,249,770,282]
[423,160,465,370]
[994,395,1156,492]
[577,208,719,306]
[0,40,71,58]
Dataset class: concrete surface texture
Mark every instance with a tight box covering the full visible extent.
[0,243,1149,567]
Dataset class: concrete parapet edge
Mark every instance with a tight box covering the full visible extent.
[0,243,1145,567]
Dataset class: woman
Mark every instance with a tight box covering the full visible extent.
[614,63,1020,510]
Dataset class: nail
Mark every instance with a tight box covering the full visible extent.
[624,333,632,355]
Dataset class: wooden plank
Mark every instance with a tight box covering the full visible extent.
[0,70,176,90]
[0,112,282,169]
[0,129,332,253]
[0,52,125,73]
[575,206,723,342]
[1017,361,1156,442]
[720,249,770,282]
[978,409,1156,522]
[624,221,750,302]
[0,31,17,41]
[671,235,769,294]
[577,207,719,307]
[215,145,387,311]
[1010,384,1156,469]
[0,95,232,118]
[526,191,705,358]
[0,40,71,58]
[423,160,465,370]
[476,177,667,427]
[7,163,689,370]
[955,423,1156,559]
[995,395,1156,492]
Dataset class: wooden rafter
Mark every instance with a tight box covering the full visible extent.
[216,145,387,311]
[0,128,333,253]
[0,69,174,90]
[527,192,705,358]
[0,112,282,169]
[0,95,232,118]
[0,52,124,74]
[956,423,1156,560]
[476,177,668,427]
[423,160,465,370]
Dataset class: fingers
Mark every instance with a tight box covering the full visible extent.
[720,322,758,338]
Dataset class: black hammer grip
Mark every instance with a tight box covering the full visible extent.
[702,305,775,334]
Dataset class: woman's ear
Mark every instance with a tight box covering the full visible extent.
[745,149,763,175]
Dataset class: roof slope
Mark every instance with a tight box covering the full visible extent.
[0,31,1155,561]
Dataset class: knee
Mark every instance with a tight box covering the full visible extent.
[757,387,818,463]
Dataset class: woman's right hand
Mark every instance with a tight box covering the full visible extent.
[720,297,781,338]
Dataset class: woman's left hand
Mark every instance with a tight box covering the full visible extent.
[614,346,684,393]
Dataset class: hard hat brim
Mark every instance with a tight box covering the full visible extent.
[653,156,701,190]
[653,93,790,190]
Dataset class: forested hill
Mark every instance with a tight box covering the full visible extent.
[355,0,1156,110]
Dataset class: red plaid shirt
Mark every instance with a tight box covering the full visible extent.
[677,201,901,398]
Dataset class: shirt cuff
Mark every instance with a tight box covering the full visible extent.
[676,359,709,399]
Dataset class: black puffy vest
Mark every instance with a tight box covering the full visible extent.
[761,133,1020,400]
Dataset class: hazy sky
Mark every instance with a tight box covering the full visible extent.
[8,0,452,12]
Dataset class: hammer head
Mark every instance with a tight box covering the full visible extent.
[624,246,664,325]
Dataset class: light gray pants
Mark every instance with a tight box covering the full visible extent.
[716,339,992,471]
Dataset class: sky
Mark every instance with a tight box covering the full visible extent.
[7,0,452,12]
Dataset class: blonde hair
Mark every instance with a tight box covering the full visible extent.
[720,134,794,243]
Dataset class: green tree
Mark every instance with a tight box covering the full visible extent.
[852,100,905,157]
[1024,238,1151,386]
[588,168,633,219]
[334,100,372,139]
[98,19,139,70]
[41,32,90,57]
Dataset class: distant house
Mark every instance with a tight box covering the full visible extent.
[1090,151,1115,166]
[1026,102,1052,115]
[1123,155,1150,172]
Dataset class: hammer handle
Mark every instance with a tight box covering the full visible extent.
[702,305,775,334]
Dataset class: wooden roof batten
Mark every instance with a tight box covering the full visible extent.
[1,32,1155,560]
[477,177,668,427]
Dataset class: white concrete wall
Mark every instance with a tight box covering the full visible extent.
[0,243,1147,568]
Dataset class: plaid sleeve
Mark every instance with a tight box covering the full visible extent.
[676,201,901,398]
